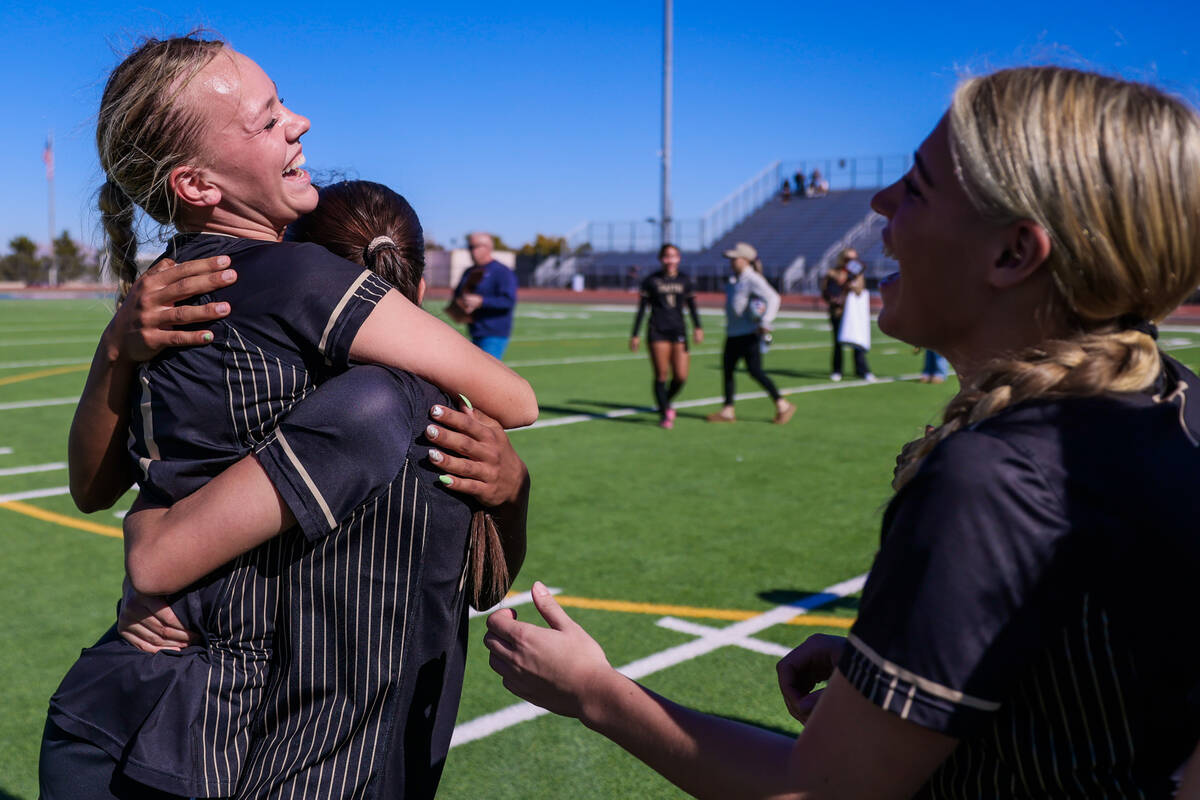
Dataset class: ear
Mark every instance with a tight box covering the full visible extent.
[169,164,222,210]
[986,221,1051,290]
[416,277,427,305]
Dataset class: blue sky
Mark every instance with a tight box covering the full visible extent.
[1,0,1196,254]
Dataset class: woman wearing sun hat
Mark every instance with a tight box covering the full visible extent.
[705,241,796,424]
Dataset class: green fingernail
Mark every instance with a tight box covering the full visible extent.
[458,393,473,410]
[438,475,454,486]
[202,332,213,343]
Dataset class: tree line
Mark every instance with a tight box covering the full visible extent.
[2,232,102,284]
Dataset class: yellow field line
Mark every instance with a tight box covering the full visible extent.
[0,364,89,386]
[554,595,853,629]
[0,500,123,539]
[1,502,850,628]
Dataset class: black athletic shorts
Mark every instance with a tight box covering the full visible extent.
[647,325,688,347]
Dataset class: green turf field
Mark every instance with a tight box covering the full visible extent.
[3,296,1199,798]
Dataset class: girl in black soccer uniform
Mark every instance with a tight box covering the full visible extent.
[43,38,535,800]
[630,243,703,428]
[482,67,1200,798]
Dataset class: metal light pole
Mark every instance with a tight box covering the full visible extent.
[660,0,673,249]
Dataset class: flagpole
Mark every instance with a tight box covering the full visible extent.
[45,131,57,287]
[660,0,673,249]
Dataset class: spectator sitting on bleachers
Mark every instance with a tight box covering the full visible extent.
[793,170,805,196]
[807,168,829,197]
[779,179,792,203]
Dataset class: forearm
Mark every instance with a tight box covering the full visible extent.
[68,323,137,512]
[631,299,648,337]
[124,455,293,594]
[582,671,801,800]
[352,290,537,427]
[686,297,702,330]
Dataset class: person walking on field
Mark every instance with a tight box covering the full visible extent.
[706,242,795,424]
[630,243,704,428]
[447,232,518,359]
[837,258,875,381]
[821,248,856,380]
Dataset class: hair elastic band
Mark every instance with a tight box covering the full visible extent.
[1118,315,1158,340]
[366,235,396,258]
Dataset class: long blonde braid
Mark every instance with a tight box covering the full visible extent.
[893,67,1200,491]
[96,33,224,304]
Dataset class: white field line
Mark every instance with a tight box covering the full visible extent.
[656,617,792,657]
[0,358,89,370]
[522,374,923,430]
[0,397,77,412]
[0,486,71,503]
[0,336,97,348]
[0,462,66,477]
[450,573,867,748]
[468,587,563,619]
[507,341,840,369]
[0,447,12,455]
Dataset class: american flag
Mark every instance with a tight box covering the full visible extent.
[42,133,54,181]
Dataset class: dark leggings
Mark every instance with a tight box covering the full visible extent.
[829,312,844,374]
[722,334,780,406]
[39,719,186,800]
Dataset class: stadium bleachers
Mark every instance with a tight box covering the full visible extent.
[546,189,898,293]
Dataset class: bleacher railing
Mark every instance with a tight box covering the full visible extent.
[563,154,912,255]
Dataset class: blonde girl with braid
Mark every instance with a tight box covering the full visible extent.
[44,34,536,799]
[481,67,1200,798]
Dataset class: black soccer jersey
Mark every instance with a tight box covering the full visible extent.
[631,269,702,339]
[840,355,1200,798]
[49,233,393,796]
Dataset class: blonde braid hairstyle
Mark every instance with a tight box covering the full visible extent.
[893,67,1200,491]
[96,33,225,303]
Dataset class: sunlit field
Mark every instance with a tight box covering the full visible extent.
[4,297,1199,798]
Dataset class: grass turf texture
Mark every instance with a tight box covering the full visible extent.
[3,297,1199,798]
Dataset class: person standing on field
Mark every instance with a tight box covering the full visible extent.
[448,232,519,360]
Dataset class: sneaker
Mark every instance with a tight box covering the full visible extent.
[665,408,677,423]
[863,373,877,383]
[706,411,736,423]
[659,418,674,429]
[773,401,797,425]
[830,372,842,382]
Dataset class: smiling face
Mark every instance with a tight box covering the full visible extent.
[179,48,317,240]
[659,245,681,273]
[871,116,1008,355]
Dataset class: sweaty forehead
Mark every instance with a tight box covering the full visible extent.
[185,49,270,129]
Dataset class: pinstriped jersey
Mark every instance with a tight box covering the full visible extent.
[49,234,393,797]
[240,367,473,798]
[841,355,1200,797]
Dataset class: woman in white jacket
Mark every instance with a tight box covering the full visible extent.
[706,242,796,424]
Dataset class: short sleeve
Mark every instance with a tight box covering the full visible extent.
[266,242,393,369]
[838,429,1074,736]
[253,366,429,541]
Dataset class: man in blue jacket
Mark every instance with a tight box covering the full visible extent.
[448,231,519,359]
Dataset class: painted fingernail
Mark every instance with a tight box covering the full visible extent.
[216,255,231,266]
[426,424,439,440]
[438,474,454,486]
[221,269,236,282]
[201,332,213,343]
[430,405,444,418]
[428,448,444,463]
[458,394,473,410]
[215,303,230,314]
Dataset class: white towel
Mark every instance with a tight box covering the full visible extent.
[838,289,871,350]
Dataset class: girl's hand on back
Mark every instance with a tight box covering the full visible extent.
[425,399,528,508]
[104,256,237,363]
